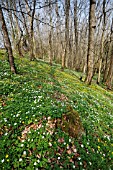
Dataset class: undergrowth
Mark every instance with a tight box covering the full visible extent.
[0,52,113,170]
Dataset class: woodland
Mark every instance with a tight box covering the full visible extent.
[0,0,113,169]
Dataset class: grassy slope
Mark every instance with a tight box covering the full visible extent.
[0,52,113,170]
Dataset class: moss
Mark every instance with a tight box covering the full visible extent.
[57,105,84,138]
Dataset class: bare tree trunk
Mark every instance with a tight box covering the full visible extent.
[30,0,36,61]
[103,51,109,82]
[105,46,113,89]
[13,1,23,57]
[25,0,36,60]
[105,18,113,89]
[48,0,53,65]
[97,0,106,84]
[68,19,73,68]
[0,5,16,73]
[61,0,70,70]
[49,31,52,65]
[55,3,61,63]
[85,0,96,84]
[19,0,29,38]
[19,0,29,51]
[6,0,15,49]
[35,17,43,59]
[73,0,78,69]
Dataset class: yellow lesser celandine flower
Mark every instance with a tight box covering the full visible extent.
[98,146,100,149]
[5,154,9,158]
[22,121,24,124]
[112,152,113,155]
[98,138,100,142]
[111,143,113,146]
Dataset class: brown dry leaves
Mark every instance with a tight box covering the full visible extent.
[53,92,68,101]
[19,117,57,141]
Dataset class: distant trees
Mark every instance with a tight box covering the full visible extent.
[0,0,113,89]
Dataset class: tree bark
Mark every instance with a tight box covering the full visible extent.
[0,5,16,73]
[30,0,36,61]
[73,0,78,69]
[19,0,29,51]
[13,1,23,57]
[85,0,96,84]
[48,0,53,65]
[97,0,106,84]
[61,0,70,70]
[105,45,113,89]
[55,2,61,63]
[105,18,113,89]
[102,49,109,82]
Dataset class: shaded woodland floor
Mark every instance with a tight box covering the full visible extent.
[0,51,113,169]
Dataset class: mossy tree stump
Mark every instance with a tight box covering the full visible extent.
[57,106,84,138]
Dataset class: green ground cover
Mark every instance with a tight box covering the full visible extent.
[0,52,113,169]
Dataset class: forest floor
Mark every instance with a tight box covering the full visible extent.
[0,51,113,170]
